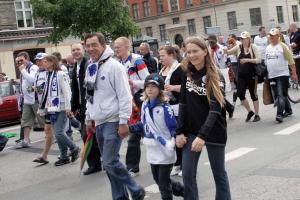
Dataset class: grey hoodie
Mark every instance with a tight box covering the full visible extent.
[85,46,132,126]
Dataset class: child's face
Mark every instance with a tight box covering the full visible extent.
[145,84,160,100]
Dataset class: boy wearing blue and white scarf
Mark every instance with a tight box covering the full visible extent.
[141,74,184,199]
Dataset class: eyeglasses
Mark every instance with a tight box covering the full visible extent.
[16,59,24,64]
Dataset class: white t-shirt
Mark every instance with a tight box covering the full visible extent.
[254,35,268,60]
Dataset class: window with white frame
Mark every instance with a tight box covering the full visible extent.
[14,0,34,29]
[159,24,167,41]
[146,27,153,37]
[157,0,164,14]
[143,1,150,17]
[203,16,212,34]
[227,11,237,30]
[249,8,262,26]
[292,5,299,22]
[185,0,193,8]
[276,6,284,24]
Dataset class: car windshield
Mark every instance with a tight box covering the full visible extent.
[0,82,12,97]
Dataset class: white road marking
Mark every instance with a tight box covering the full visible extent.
[0,125,20,133]
[204,147,256,165]
[274,122,300,135]
[145,184,159,194]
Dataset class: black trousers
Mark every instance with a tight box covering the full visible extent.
[78,114,101,169]
[295,58,300,84]
[150,164,184,200]
[125,132,141,172]
[237,75,258,101]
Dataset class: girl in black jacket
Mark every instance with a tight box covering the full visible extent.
[176,36,231,200]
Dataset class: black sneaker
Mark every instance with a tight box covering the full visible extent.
[252,115,261,122]
[245,111,255,122]
[133,188,146,200]
[54,158,70,166]
[71,147,81,162]
[276,115,283,123]
[283,111,293,118]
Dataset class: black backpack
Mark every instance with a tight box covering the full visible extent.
[0,135,8,152]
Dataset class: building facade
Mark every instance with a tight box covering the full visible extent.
[0,0,79,79]
[127,0,300,46]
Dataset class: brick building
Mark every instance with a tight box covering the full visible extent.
[127,0,300,47]
[0,0,79,79]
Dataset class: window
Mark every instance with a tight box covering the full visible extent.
[146,27,153,37]
[249,8,262,26]
[143,1,150,17]
[201,0,209,3]
[292,5,299,22]
[187,19,196,35]
[170,0,178,12]
[132,3,139,19]
[157,0,164,14]
[203,16,212,34]
[173,17,180,24]
[185,0,193,8]
[276,6,284,23]
[227,11,237,30]
[159,24,167,41]
[14,0,34,29]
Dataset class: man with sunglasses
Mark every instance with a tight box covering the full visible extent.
[15,51,40,148]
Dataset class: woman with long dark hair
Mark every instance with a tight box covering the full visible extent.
[41,55,80,166]
[176,36,231,200]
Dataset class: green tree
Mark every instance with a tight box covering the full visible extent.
[30,0,139,44]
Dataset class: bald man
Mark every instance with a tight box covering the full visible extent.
[114,37,149,177]
[71,43,102,175]
[139,42,158,73]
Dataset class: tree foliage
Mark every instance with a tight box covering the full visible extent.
[30,0,139,44]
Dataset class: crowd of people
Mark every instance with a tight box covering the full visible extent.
[1,22,300,200]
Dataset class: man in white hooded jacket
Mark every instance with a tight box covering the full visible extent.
[84,33,145,200]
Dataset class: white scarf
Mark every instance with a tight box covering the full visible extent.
[42,71,61,113]
[142,101,175,153]
[159,60,180,115]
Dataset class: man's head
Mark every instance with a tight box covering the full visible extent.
[114,37,131,60]
[71,43,84,62]
[268,28,281,45]
[217,35,225,44]
[289,23,298,33]
[259,26,266,37]
[34,53,47,69]
[208,35,218,48]
[84,32,106,62]
[139,42,150,56]
[228,34,237,41]
[16,51,30,66]
[65,54,75,65]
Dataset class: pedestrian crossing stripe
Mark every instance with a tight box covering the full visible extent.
[274,122,300,135]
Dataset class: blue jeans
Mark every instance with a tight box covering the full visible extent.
[269,76,292,116]
[182,134,231,200]
[95,122,142,200]
[52,111,77,160]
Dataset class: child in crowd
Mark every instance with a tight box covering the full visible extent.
[139,73,184,200]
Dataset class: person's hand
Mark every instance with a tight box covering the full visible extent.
[223,48,228,54]
[240,59,249,64]
[291,73,298,82]
[118,124,129,139]
[18,64,26,71]
[165,85,174,92]
[176,134,187,148]
[191,137,205,152]
[66,110,72,118]
[291,42,297,49]
[86,120,94,133]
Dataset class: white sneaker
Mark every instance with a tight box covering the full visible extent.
[15,140,31,149]
[170,166,181,176]
[128,169,140,177]
[178,170,183,177]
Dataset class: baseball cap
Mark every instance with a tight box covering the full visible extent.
[34,53,47,60]
[144,74,165,90]
[268,28,281,36]
[240,31,251,39]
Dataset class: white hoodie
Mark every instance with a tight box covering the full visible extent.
[85,46,132,126]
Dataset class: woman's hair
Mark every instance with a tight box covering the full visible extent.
[44,55,61,71]
[172,44,183,62]
[141,89,169,103]
[227,38,236,48]
[181,36,224,106]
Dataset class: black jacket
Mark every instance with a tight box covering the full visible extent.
[176,66,227,145]
[291,29,300,55]
[143,53,158,74]
[71,57,88,115]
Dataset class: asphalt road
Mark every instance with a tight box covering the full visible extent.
[1,90,300,200]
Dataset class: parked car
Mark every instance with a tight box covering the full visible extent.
[0,80,20,125]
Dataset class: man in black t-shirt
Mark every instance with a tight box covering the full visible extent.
[139,42,158,74]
